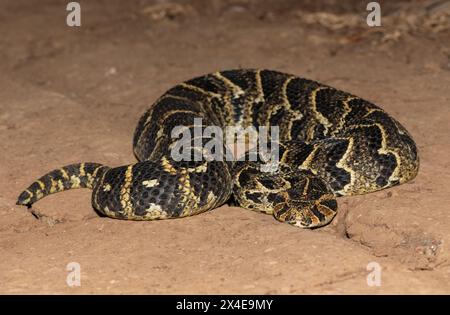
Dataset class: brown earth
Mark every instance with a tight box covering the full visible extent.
[0,0,450,294]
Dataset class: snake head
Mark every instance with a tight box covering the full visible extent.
[273,197,337,228]
[234,163,338,228]
[272,174,338,228]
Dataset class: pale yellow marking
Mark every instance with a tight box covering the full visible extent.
[37,180,45,190]
[213,72,244,99]
[144,104,200,132]
[374,123,402,183]
[345,123,403,186]
[280,148,290,164]
[103,183,112,192]
[35,190,44,200]
[281,76,295,106]
[92,165,102,178]
[161,108,203,122]
[136,108,154,149]
[155,108,205,140]
[285,110,304,141]
[310,87,333,134]
[161,156,177,175]
[206,191,216,204]
[250,176,292,195]
[305,123,317,142]
[93,169,108,210]
[260,195,272,214]
[302,177,310,197]
[120,165,134,217]
[199,146,216,161]
[144,204,169,219]
[86,174,94,188]
[70,175,81,188]
[146,203,162,211]
[156,126,164,139]
[139,103,200,152]
[331,96,355,136]
[180,82,222,99]
[49,178,57,194]
[316,195,337,218]
[265,89,301,140]
[20,189,33,204]
[49,178,63,194]
[179,170,201,217]
[254,70,265,103]
[79,163,86,177]
[299,145,321,174]
[102,206,115,217]
[142,179,159,188]
[335,137,356,195]
[187,162,208,173]
[89,166,102,187]
[60,168,70,180]
[168,125,192,150]
[141,94,185,126]
[212,71,247,127]
[306,207,321,226]
[363,108,384,118]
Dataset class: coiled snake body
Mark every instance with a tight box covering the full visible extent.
[17,69,419,228]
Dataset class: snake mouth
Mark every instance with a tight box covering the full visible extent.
[290,220,313,228]
[286,216,330,229]
[288,217,328,229]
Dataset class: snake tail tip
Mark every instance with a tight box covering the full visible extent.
[16,191,32,207]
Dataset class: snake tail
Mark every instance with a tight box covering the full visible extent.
[16,163,109,207]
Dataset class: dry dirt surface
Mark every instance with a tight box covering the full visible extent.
[1,0,450,294]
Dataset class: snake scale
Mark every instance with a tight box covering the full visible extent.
[17,69,419,228]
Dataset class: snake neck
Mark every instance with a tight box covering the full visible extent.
[16,163,110,207]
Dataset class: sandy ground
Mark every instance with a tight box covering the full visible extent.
[1,0,450,294]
